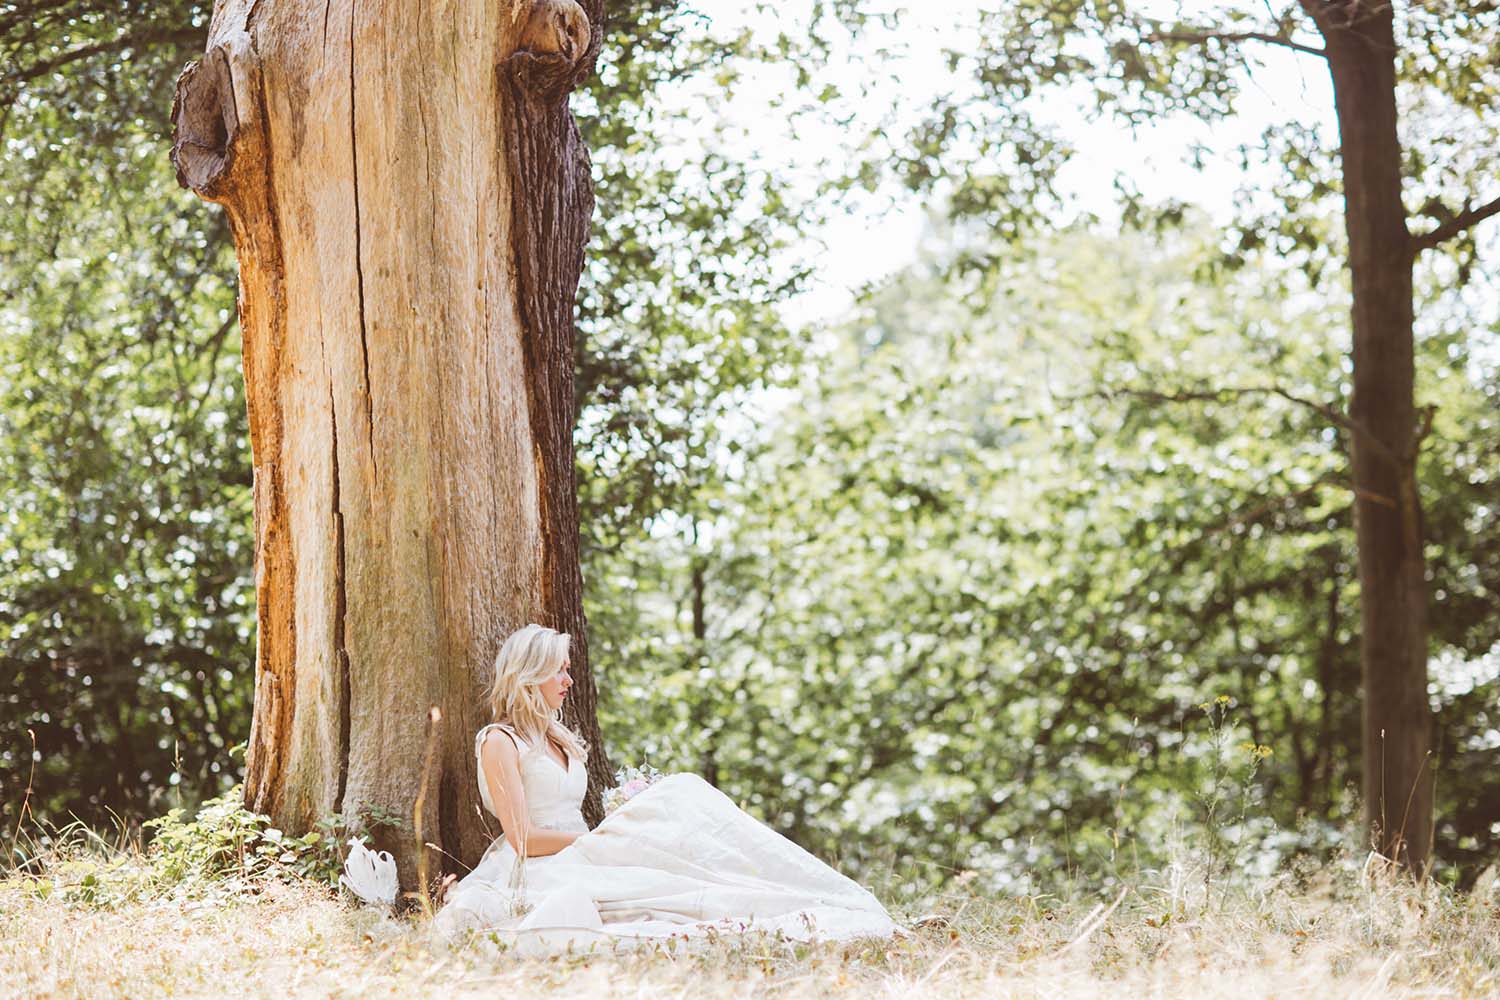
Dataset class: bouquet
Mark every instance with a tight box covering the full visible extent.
[602,762,664,815]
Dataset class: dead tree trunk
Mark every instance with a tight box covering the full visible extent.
[169,0,609,889]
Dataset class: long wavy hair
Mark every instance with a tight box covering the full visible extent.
[484,623,587,761]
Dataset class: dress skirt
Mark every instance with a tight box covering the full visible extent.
[431,773,897,952]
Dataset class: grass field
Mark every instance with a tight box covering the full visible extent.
[5,833,1498,999]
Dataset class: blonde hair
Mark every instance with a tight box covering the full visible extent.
[485,623,587,761]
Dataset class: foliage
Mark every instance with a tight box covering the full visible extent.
[4,785,386,911]
[899,1,1499,275]
[137,785,387,889]
[594,215,1500,888]
[574,1,828,556]
[1,0,248,830]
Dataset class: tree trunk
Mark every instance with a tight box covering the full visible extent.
[169,0,609,890]
[1309,0,1432,873]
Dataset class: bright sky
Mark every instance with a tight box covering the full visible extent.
[677,0,1340,325]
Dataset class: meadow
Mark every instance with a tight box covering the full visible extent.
[5,4,1499,997]
[5,806,1497,999]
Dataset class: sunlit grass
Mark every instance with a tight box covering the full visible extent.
[4,820,1498,999]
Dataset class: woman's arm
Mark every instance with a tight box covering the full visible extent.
[479,732,581,857]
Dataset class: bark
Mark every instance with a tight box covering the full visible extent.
[687,555,718,788]
[170,0,609,889]
[1303,0,1432,873]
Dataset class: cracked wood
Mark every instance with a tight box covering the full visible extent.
[170,0,608,888]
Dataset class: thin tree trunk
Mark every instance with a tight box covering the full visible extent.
[1313,560,1341,803]
[1307,0,1432,873]
[687,553,719,788]
[169,0,609,889]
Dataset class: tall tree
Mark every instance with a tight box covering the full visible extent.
[2,0,823,850]
[910,0,1500,876]
[168,0,606,885]
[1300,0,1429,876]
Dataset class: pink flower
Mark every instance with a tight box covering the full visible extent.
[622,778,649,797]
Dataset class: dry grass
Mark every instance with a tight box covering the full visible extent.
[4,838,1498,1000]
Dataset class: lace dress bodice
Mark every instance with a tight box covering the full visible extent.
[474,723,589,837]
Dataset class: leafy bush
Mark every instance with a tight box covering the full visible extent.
[141,785,377,889]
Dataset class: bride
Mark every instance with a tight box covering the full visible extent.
[430,624,899,949]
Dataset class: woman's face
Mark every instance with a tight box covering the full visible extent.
[537,654,573,711]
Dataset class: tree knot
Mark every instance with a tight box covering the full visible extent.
[170,46,240,198]
[515,0,590,62]
[506,0,596,98]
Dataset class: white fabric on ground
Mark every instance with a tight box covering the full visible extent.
[431,723,898,952]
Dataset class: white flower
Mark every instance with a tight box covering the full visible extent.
[602,762,666,815]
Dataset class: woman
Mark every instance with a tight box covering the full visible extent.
[431,624,899,950]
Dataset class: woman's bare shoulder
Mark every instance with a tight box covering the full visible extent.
[477,723,526,762]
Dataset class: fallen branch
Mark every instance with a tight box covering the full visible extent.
[411,705,443,919]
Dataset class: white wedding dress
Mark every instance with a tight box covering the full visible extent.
[431,723,898,951]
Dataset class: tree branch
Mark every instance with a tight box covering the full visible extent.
[3,26,203,91]
[1073,383,1405,470]
[1143,29,1327,58]
[1411,195,1500,253]
[186,311,240,429]
[1205,476,1334,539]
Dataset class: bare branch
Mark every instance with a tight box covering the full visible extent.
[1142,28,1327,58]
[2,26,203,91]
[1411,195,1500,253]
[1413,404,1436,450]
[1204,477,1332,540]
[1070,383,1405,470]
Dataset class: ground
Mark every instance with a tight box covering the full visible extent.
[4,849,1498,999]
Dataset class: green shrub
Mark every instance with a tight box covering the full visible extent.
[141,785,373,889]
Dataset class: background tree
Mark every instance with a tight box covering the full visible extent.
[896,0,1500,875]
[598,211,1498,892]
